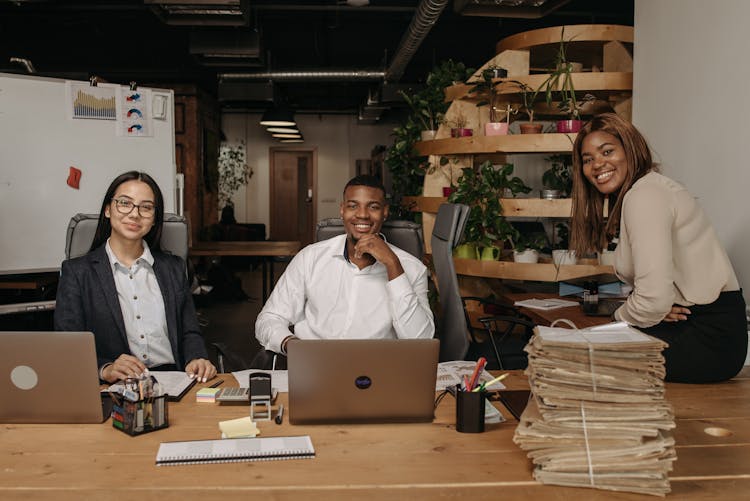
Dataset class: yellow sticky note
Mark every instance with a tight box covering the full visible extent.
[219,416,260,439]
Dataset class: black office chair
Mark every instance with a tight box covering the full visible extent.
[315,218,424,260]
[431,203,471,361]
[477,314,535,370]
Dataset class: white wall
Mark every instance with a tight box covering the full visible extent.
[221,113,395,237]
[634,0,750,304]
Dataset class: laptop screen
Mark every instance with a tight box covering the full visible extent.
[0,331,107,423]
[287,338,439,424]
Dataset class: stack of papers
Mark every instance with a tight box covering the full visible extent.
[513,298,579,311]
[513,322,676,496]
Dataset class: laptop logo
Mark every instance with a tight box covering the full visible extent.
[10,365,38,390]
[354,376,372,389]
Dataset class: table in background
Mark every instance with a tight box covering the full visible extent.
[500,292,613,329]
[189,241,301,303]
[2,369,749,499]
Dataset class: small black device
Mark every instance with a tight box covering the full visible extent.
[249,372,272,421]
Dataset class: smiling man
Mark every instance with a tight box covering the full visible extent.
[254,175,435,361]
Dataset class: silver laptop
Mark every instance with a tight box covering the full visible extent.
[0,331,109,423]
[287,338,439,424]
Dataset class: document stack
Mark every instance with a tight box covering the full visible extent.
[513,322,676,496]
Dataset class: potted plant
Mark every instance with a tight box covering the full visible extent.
[469,65,516,136]
[448,160,531,260]
[385,120,428,220]
[435,155,462,197]
[551,222,576,265]
[447,111,473,138]
[540,154,572,198]
[511,80,543,134]
[218,140,254,210]
[400,91,443,141]
[536,27,596,133]
[512,233,547,263]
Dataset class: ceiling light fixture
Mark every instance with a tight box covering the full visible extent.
[266,126,300,134]
[271,133,302,139]
[280,138,305,143]
[259,106,296,126]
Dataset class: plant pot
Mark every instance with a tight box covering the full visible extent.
[519,123,543,134]
[513,249,539,263]
[484,122,509,136]
[484,67,508,79]
[420,130,437,141]
[552,249,577,265]
[451,127,473,138]
[556,120,582,133]
[480,246,501,261]
[540,189,563,199]
[454,243,479,260]
[442,186,454,197]
[599,249,616,266]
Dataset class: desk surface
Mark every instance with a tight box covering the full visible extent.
[2,369,749,499]
[501,292,613,329]
[189,240,301,257]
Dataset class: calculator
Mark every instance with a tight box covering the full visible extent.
[215,387,249,403]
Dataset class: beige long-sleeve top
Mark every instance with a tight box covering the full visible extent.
[613,171,739,327]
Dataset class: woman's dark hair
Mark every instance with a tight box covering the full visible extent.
[89,171,165,252]
[569,113,655,256]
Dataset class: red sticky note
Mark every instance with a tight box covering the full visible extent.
[67,166,81,189]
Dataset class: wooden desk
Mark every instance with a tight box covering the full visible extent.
[501,292,614,328]
[189,241,301,303]
[2,369,749,499]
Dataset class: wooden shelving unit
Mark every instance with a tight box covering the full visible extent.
[403,196,572,217]
[414,133,576,156]
[454,258,614,282]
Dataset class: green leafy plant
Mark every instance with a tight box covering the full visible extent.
[536,27,595,120]
[218,141,253,209]
[469,65,517,123]
[385,120,427,220]
[400,92,443,132]
[542,154,573,195]
[513,232,548,253]
[510,80,541,124]
[448,161,531,248]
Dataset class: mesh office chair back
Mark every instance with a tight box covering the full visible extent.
[315,218,424,261]
[431,203,471,362]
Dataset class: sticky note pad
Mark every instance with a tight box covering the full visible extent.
[196,388,221,403]
[219,416,260,439]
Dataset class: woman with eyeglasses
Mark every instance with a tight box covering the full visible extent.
[54,171,216,383]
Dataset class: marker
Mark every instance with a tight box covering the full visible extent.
[275,404,284,425]
[473,372,509,392]
[207,379,224,389]
[467,357,487,391]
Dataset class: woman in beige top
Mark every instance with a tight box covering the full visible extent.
[569,113,746,383]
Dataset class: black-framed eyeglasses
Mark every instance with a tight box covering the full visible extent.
[112,198,156,218]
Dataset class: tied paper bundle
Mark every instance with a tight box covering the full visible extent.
[513,322,677,497]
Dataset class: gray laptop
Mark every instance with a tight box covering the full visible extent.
[287,338,439,424]
[0,331,109,423]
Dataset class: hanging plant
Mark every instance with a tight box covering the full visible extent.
[218,141,254,209]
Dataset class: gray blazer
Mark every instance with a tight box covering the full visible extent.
[54,245,208,370]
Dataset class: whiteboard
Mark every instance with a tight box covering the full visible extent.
[0,73,176,274]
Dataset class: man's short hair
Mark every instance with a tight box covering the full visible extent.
[343,175,386,198]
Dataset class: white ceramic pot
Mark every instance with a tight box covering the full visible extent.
[420,130,437,141]
[552,249,577,265]
[484,122,509,136]
[513,249,539,263]
[599,250,616,266]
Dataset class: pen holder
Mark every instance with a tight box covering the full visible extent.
[456,389,486,433]
[112,394,169,436]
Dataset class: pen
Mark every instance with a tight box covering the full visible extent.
[207,379,224,389]
[472,372,509,392]
[275,404,284,425]
[467,357,487,391]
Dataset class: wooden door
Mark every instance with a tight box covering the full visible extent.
[269,148,316,246]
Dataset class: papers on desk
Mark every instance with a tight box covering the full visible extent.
[513,298,579,311]
[156,435,315,466]
[106,371,196,401]
[437,361,507,392]
[513,323,675,496]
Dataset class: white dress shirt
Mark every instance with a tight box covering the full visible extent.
[255,234,435,353]
[105,240,175,367]
[613,171,739,327]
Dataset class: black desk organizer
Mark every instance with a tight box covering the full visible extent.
[112,394,169,436]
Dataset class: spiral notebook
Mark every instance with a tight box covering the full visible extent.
[155,436,315,466]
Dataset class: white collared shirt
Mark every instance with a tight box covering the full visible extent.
[105,240,174,367]
[255,234,435,353]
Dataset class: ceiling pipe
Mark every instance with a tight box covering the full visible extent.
[219,69,385,82]
[385,0,450,82]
